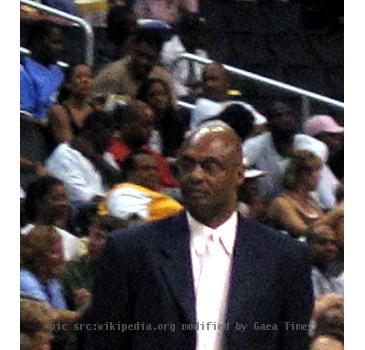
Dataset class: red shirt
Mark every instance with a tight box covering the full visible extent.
[108,138,179,189]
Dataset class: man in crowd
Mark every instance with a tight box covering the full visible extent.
[189,62,267,131]
[93,28,174,99]
[86,120,313,350]
[109,101,179,189]
[21,20,65,120]
[243,101,337,209]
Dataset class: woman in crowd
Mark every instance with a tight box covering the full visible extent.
[20,226,80,322]
[22,176,82,261]
[136,78,185,157]
[267,150,326,237]
[48,63,104,145]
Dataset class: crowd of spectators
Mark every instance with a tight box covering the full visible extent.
[20,1,344,349]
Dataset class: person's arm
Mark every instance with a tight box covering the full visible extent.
[48,105,74,144]
[268,197,310,237]
[278,241,314,350]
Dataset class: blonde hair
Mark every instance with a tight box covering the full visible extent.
[283,150,323,190]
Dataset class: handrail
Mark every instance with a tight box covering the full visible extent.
[20,0,94,66]
[177,53,344,112]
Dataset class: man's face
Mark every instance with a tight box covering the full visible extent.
[202,64,230,102]
[147,81,171,113]
[130,41,160,80]
[130,154,161,191]
[88,224,108,259]
[268,103,298,140]
[177,130,244,225]
[317,132,344,156]
[126,105,156,147]
[310,226,339,268]
[40,27,64,65]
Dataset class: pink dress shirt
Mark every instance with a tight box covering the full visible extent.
[187,211,238,350]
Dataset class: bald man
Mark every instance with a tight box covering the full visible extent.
[87,121,313,350]
[189,62,267,131]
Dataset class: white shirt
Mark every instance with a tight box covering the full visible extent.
[189,98,267,131]
[187,211,237,350]
[21,224,82,261]
[243,132,337,208]
[161,35,208,96]
[46,143,106,207]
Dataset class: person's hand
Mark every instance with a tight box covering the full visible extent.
[73,288,92,308]
[313,293,344,319]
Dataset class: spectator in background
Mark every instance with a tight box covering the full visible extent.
[62,215,129,311]
[109,101,179,189]
[307,224,343,299]
[22,176,82,261]
[136,78,185,156]
[305,114,344,185]
[189,62,267,131]
[48,64,97,145]
[95,5,138,69]
[20,226,80,322]
[243,101,335,209]
[21,20,65,121]
[20,300,53,350]
[161,13,208,97]
[46,111,122,208]
[133,0,199,25]
[267,150,326,237]
[93,28,174,99]
[42,0,78,15]
[101,152,183,220]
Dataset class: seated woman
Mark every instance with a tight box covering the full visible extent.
[20,225,80,323]
[48,63,105,145]
[267,150,326,237]
[136,78,185,157]
[22,176,82,261]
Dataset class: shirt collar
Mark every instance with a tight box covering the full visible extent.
[187,211,238,255]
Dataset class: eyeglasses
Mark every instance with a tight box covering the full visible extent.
[177,156,240,176]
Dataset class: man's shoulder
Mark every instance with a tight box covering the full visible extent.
[239,217,310,258]
[109,212,185,250]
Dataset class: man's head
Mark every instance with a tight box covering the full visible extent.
[307,225,339,269]
[27,21,64,66]
[122,152,161,191]
[81,110,115,153]
[107,5,137,49]
[177,14,208,51]
[266,101,298,142]
[177,121,244,227]
[129,29,165,80]
[202,63,230,102]
[304,115,344,156]
[114,100,156,148]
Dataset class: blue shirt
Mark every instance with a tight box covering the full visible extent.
[20,57,65,120]
[20,268,68,309]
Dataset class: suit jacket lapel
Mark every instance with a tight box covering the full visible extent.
[159,212,196,325]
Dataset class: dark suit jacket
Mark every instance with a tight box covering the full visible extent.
[86,212,313,350]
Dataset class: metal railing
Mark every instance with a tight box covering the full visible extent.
[20,0,94,66]
[176,53,344,117]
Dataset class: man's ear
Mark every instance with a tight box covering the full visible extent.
[237,164,245,186]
